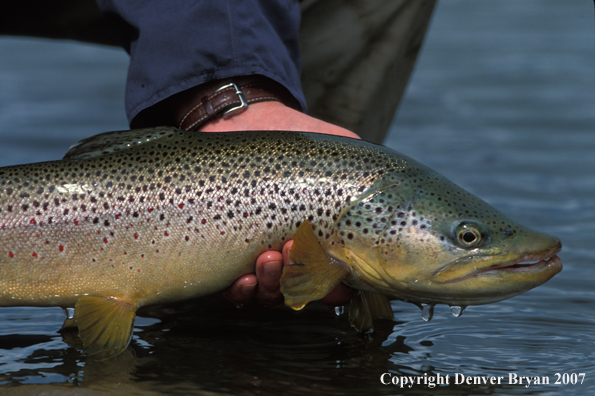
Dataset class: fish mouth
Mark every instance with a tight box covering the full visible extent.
[409,241,563,306]
[439,246,562,284]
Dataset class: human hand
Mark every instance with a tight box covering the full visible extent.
[222,241,354,308]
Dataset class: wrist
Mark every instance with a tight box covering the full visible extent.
[130,75,299,130]
[176,77,291,131]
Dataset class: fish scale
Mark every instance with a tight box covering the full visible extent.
[0,129,400,307]
[0,128,561,359]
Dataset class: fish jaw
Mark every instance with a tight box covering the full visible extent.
[422,244,561,306]
[378,230,562,307]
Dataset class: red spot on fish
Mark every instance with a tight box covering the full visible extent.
[134,232,139,240]
[164,230,169,237]
[115,213,122,220]
[129,266,133,270]
[8,251,14,258]
[141,254,145,258]
[137,269,141,273]
[32,252,38,258]
[201,219,207,224]
[147,207,153,213]
[178,203,184,209]
[59,245,64,252]
[103,237,108,244]
[29,218,37,225]
[220,231,225,236]
[73,219,79,226]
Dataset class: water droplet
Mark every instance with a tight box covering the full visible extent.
[450,305,466,317]
[420,303,435,322]
[64,307,75,320]
[334,306,345,316]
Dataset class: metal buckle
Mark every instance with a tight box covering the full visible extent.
[215,83,248,119]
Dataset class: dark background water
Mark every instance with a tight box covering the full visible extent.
[0,1,593,395]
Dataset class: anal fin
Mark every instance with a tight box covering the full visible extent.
[75,296,137,360]
[281,221,350,310]
[348,291,394,332]
[61,316,77,331]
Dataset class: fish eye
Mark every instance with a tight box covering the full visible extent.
[453,220,491,249]
[458,227,480,247]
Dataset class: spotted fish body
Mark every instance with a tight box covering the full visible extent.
[0,128,561,358]
[0,128,396,306]
[0,130,355,306]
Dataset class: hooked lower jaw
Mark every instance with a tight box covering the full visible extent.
[442,250,562,284]
[486,254,561,273]
[434,236,562,285]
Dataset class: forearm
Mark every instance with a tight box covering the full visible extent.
[96,0,306,127]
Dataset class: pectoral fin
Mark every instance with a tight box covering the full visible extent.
[280,221,350,310]
[75,296,137,360]
[348,291,394,332]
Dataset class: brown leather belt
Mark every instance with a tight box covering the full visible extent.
[178,81,281,131]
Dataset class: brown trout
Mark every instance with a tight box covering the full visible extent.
[0,127,561,358]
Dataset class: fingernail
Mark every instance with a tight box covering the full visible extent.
[264,260,281,278]
[241,282,257,295]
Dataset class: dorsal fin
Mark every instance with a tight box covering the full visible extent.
[63,126,179,160]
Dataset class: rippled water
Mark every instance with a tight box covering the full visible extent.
[0,1,593,395]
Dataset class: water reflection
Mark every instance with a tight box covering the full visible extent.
[2,297,519,395]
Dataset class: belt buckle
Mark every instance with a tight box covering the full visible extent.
[215,83,248,119]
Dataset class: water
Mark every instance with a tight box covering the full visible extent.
[0,1,593,394]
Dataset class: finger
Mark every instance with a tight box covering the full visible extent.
[222,274,257,305]
[321,283,354,306]
[256,251,283,292]
[254,251,284,306]
[282,240,293,266]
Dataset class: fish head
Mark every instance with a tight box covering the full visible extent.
[336,161,562,307]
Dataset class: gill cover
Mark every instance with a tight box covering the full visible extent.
[336,174,412,293]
